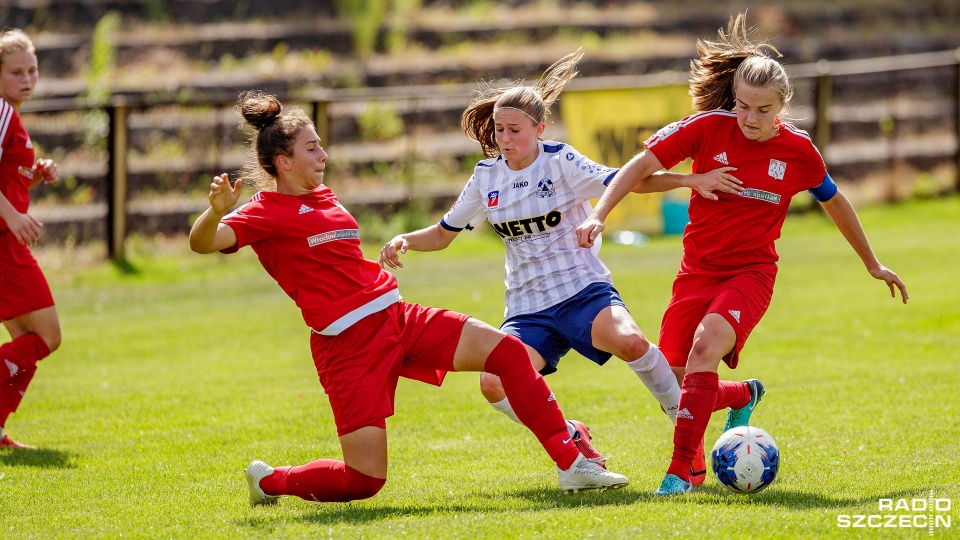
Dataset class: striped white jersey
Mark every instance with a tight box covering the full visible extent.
[441,141,619,319]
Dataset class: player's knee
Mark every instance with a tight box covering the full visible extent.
[42,330,62,354]
[686,343,722,373]
[345,467,387,500]
[617,334,651,361]
[479,372,505,402]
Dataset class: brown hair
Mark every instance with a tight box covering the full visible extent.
[689,12,792,113]
[0,29,36,69]
[461,49,583,158]
[237,91,313,191]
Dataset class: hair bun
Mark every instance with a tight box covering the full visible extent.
[239,91,282,130]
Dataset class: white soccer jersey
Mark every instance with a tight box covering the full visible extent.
[441,141,619,318]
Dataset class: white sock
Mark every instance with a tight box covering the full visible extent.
[626,344,681,424]
[489,397,522,424]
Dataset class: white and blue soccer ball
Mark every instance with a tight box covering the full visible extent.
[711,425,780,494]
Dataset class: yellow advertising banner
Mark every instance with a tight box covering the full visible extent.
[561,85,693,234]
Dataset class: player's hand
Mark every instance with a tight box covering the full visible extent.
[379,235,409,269]
[208,174,243,214]
[686,166,742,200]
[868,264,908,304]
[576,218,604,248]
[7,211,42,246]
[33,158,59,185]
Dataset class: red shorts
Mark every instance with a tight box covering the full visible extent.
[659,263,775,370]
[310,301,469,436]
[0,231,55,321]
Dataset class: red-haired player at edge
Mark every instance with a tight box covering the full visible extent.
[0,29,62,450]
[576,13,908,495]
[189,91,629,506]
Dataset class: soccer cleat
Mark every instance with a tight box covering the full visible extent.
[653,473,692,496]
[723,378,765,431]
[245,460,280,506]
[0,434,36,449]
[558,453,629,493]
[690,438,707,487]
[566,419,607,468]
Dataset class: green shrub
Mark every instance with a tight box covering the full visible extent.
[356,103,404,141]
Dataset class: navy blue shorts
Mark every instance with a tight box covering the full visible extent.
[500,282,626,376]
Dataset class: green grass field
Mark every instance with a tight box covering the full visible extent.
[2,196,958,539]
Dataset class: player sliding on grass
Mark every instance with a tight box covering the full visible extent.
[0,29,63,450]
[189,91,629,506]
[379,49,739,483]
[576,13,909,496]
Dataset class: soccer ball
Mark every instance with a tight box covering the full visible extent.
[711,425,780,494]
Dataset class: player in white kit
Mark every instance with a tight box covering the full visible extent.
[380,50,739,477]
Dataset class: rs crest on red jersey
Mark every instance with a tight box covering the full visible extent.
[768,159,786,180]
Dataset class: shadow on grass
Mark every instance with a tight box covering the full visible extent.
[237,485,940,531]
[238,487,640,530]
[111,257,140,275]
[0,447,77,469]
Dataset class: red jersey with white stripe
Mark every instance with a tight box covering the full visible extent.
[221,185,398,334]
[645,110,826,269]
[0,98,35,234]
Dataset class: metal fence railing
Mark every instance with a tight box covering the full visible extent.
[21,48,960,260]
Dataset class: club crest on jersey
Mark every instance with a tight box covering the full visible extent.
[536,178,556,198]
[768,159,786,180]
[18,166,34,180]
[487,190,500,208]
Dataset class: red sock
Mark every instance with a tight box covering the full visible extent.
[483,335,579,470]
[0,365,37,426]
[260,459,385,502]
[0,334,50,383]
[714,380,750,411]
[667,372,719,481]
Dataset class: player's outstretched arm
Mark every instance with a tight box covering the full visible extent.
[379,223,459,270]
[577,151,665,248]
[190,174,241,254]
[648,167,744,200]
[819,190,908,304]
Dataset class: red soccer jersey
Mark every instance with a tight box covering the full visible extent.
[0,98,36,234]
[646,110,827,269]
[221,185,398,334]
